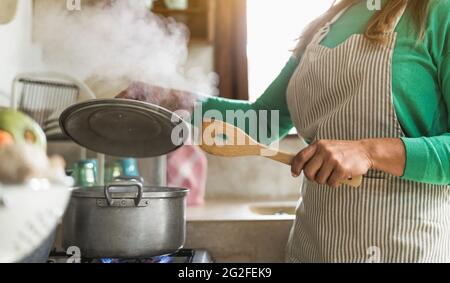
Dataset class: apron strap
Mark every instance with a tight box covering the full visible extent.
[310,6,350,45]
[310,2,408,45]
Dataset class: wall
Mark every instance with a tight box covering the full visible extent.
[0,0,37,106]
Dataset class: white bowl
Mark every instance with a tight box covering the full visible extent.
[0,180,72,263]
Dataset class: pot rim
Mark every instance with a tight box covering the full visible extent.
[70,186,188,199]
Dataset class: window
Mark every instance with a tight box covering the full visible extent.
[247,0,334,101]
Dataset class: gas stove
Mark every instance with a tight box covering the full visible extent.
[47,249,213,263]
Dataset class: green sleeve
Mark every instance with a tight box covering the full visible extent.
[196,57,299,144]
[400,1,450,185]
[401,52,450,185]
[401,134,450,185]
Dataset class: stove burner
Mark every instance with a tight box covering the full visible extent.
[48,249,212,263]
[99,255,173,264]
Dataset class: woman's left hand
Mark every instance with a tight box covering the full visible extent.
[291,139,406,188]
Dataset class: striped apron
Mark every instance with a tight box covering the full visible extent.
[285,6,450,263]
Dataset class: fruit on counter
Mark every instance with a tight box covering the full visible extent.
[0,143,69,185]
[0,109,69,185]
[0,130,13,145]
[0,108,46,151]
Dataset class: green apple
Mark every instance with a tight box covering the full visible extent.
[0,108,46,151]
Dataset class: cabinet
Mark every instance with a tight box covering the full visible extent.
[151,0,216,43]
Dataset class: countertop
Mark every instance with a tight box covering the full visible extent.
[187,199,298,222]
[185,199,298,262]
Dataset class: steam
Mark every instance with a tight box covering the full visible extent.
[34,0,218,97]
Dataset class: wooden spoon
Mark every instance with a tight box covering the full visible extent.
[200,119,363,188]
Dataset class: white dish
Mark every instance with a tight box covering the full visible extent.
[0,180,72,263]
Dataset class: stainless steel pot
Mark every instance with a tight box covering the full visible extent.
[59,100,190,259]
[62,178,188,258]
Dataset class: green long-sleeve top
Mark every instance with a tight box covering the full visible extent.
[200,0,450,185]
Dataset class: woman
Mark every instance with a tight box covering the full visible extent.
[118,0,450,262]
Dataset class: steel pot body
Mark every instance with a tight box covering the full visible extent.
[62,179,188,258]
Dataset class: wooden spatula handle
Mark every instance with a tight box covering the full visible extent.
[264,150,295,166]
[343,176,363,187]
[262,149,363,187]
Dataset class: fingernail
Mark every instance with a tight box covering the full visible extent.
[292,173,299,178]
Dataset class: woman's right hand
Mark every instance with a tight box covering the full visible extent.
[115,81,196,114]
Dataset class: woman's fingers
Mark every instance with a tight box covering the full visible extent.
[291,144,317,177]
[303,154,324,182]
[315,161,336,185]
[327,167,347,188]
[115,89,134,99]
[115,82,196,113]
[115,82,164,105]
[116,83,143,100]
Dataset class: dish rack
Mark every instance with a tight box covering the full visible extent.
[10,72,96,140]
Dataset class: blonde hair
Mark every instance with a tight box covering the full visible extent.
[295,0,431,55]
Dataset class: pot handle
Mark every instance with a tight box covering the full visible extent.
[105,177,144,207]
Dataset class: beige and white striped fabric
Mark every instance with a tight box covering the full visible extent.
[285,5,450,263]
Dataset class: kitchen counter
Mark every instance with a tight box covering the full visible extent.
[187,199,298,221]
[185,199,298,263]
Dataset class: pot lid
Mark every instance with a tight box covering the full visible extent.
[59,99,188,157]
[71,186,188,199]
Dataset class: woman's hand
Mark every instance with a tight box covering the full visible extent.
[116,81,196,114]
[291,139,406,188]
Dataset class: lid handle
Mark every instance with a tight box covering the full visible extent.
[104,177,144,207]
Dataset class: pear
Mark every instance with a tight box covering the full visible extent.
[0,108,46,151]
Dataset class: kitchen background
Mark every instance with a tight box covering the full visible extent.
[0,0,333,262]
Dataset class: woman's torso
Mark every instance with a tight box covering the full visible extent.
[284,1,450,263]
[313,0,449,139]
